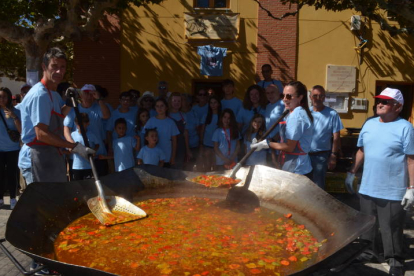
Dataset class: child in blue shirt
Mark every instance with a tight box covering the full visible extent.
[137,128,165,167]
[212,108,240,170]
[135,108,149,149]
[99,118,140,172]
[71,113,100,180]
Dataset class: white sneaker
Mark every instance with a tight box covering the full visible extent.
[0,199,4,208]
[10,198,17,210]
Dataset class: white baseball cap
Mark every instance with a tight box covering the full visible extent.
[375,88,404,105]
[81,84,96,91]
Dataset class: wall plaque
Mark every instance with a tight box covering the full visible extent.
[326,65,356,93]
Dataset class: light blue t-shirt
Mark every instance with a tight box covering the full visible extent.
[71,130,99,170]
[137,145,166,166]
[257,79,284,94]
[113,136,137,172]
[244,134,267,166]
[101,103,114,134]
[191,104,208,124]
[236,106,266,135]
[143,117,180,162]
[20,82,64,144]
[0,108,21,151]
[64,102,107,155]
[201,113,218,147]
[197,45,227,77]
[185,109,200,148]
[357,117,414,200]
[310,106,343,152]
[221,97,242,117]
[107,108,138,140]
[265,100,285,139]
[282,107,313,174]
[212,128,240,165]
[18,144,31,169]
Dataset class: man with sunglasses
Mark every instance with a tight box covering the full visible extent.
[346,88,414,276]
[308,85,343,190]
[157,80,171,100]
[63,84,110,176]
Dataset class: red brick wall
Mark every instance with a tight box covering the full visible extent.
[73,13,121,108]
[256,1,297,85]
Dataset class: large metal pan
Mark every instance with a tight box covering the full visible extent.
[4,165,375,275]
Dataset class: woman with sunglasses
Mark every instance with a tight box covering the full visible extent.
[0,87,21,209]
[251,81,314,176]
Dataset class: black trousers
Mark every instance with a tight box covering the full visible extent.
[0,150,19,199]
[72,169,93,181]
[360,194,406,267]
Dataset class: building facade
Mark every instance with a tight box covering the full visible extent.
[73,1,298,103]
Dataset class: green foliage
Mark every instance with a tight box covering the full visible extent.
[0,0,162,80]
[0,39,73,81]
[0,40,26,80]
[280,0,414,34]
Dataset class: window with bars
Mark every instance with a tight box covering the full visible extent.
[194,0,229,8]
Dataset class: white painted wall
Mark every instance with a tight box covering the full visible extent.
[0,77,27,95]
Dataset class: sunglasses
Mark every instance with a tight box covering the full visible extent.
[376,99,396,106]
[282,94,296,100]
[158,86,166,90]
[311,94,325,99]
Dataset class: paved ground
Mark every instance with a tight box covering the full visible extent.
[0,194,413,276]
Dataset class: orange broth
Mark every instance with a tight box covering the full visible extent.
[190,175,241,187]
[54,197,324,276]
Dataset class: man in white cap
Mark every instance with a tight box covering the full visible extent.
[346,88,414,276]
[63,83,110,176]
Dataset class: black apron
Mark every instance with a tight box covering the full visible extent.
[28,80,67,183]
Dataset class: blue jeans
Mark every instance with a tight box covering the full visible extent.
[309,151,330,189]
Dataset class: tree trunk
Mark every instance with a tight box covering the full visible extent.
[24,40,48,84]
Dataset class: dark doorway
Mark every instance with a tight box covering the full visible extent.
[192,80,224,100]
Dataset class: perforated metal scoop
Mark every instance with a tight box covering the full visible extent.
[69,91,146,225]
[87,182,146,225]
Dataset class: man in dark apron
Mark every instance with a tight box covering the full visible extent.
[20,47,95,183]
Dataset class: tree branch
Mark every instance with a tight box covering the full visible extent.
[82,0,120,40]
[253,0,302,20]
[0,20,33,44]
[374,0,414,26]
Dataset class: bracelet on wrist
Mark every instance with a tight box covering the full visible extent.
[408,186,414,190]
